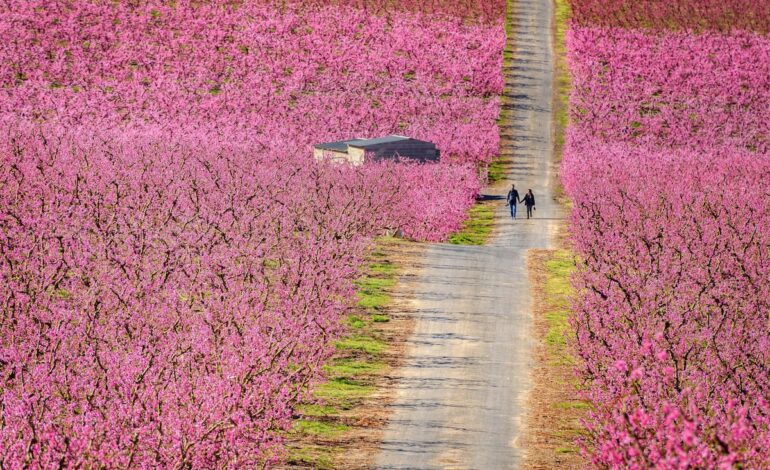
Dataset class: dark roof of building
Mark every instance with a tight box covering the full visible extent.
[314,140,352,151]
[314,135,435,152]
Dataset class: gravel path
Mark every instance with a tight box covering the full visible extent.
[374,0,562,468]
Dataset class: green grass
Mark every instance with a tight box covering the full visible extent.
[296,404,337,417]
[356,277,396,290]
[287,446,336,469]
[371,314,390,323]
[324,358,385,376]
[315,377,374,406]
[347,315,367,329]
[369,246,388,258]
[355,276,396,309]
[546,254,574,282]
[334,335,385,355]
[555,401,590,410]
[553,0,572,203]
[554,0,571,132]
[545,254,574,305]
[543,250,574,357]
[543,251,575,369]
[357,291,389,309]
[556,446,579,454]
[448,203,494,245]
[545,321,568,347]
[369,261,396,275]
[541,249,590,451]
[488,156,506,183]
[293,419,350,437]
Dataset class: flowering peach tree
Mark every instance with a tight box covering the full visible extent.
[0,0,502,466]
[563,5,770,467]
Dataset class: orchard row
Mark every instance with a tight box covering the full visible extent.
[0,1,503,466]
[563,4,770,467]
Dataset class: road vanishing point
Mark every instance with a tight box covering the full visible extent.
[374,0,564,468]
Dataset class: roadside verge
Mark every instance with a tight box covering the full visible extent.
[522,249,585,468]
[520,0,586,467]
[282,238,424,469]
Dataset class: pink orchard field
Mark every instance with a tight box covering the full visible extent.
[569,0,768,34]
[0,0,504,467]
[563,3,770,468]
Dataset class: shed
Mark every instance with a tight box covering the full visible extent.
[313,135,439,165]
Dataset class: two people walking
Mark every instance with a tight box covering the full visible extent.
[506,184,536,219]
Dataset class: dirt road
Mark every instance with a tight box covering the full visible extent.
[374,0,561,468]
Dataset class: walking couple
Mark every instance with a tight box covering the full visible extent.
[506,184,535,219]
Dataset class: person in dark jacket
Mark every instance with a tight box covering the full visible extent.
[523,189,536,219]
[506,184,521,218]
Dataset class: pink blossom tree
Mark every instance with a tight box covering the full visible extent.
[562,8,770,467]
[0,0,502,466]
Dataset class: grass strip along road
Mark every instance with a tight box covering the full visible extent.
[285,237,420,468]
[523,250,586,469]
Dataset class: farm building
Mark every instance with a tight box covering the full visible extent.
[313,135,440,165]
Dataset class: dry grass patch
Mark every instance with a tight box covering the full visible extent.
[522,249,586,469]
